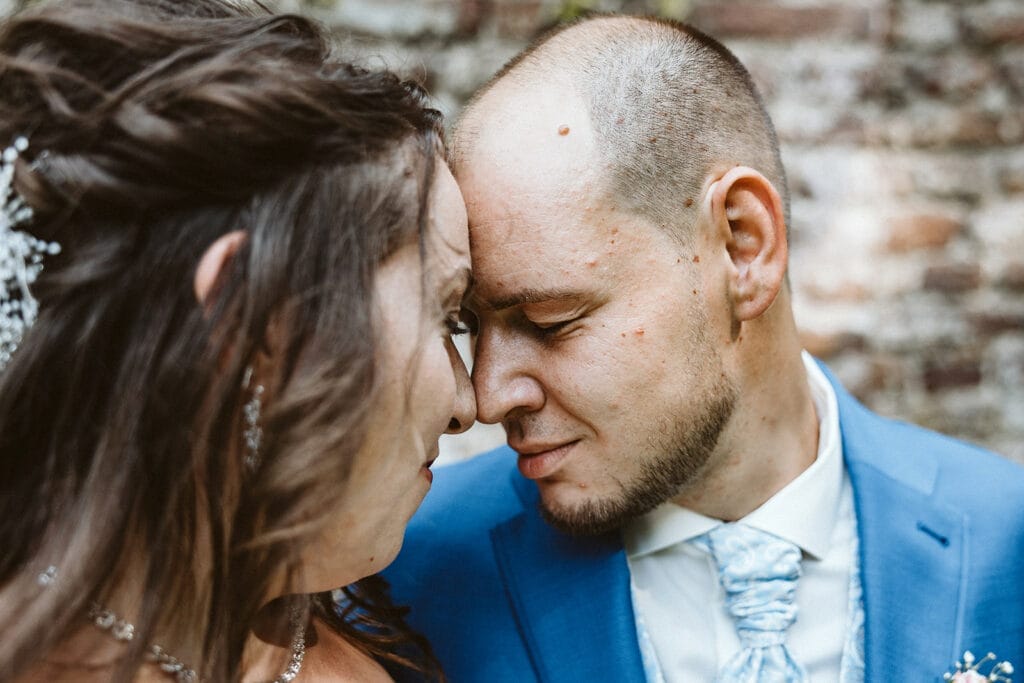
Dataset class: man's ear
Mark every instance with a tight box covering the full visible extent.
[194,230,247,310]
[705,167,788,322]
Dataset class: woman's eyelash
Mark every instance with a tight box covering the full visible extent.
[444,313,475,337]
[446,308,479,337]
[445,316,471,336]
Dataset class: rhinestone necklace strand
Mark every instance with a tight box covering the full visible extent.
[86,602,306,683]
[40,565,305,682]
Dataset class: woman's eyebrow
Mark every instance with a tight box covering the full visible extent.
[441,267,473,305]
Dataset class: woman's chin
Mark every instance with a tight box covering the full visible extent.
[294,537,403,595]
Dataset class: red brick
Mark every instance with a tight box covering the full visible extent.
[826,115,869,145]
[688,3,874,41]
[858,62,910,108]
[903,55,995,100]
[885,214,963,252]
[843,355,906,398]
[923,263,982,292]
[456,0,487,37]
[999,263,1024,291]
[493,0,546,40]
[999,166,1024,194]
[963,9,1024,46]
[951,110,1008,147]
[970,311,1024,336]
[923,357,982,392]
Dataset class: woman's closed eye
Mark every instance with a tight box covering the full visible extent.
[445,308,477,337]
[445,316,469,336]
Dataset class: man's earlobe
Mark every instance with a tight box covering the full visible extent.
[708,167,788,321]
[194,230,247,311]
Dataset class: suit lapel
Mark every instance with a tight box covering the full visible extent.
[490,474,645,683]
[830,365,966,680]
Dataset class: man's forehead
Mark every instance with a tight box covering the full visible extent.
[464,186,609,264]
[455,82,598,192]
[465,202,637,310]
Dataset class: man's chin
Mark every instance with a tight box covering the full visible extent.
[538,492,644,537]
[534,461,701,536]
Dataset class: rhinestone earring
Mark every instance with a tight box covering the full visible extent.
[242,365,264,471]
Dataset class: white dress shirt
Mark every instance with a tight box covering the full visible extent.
[623,352,856,682]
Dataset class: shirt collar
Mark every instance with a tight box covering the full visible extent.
[624,351,843,561]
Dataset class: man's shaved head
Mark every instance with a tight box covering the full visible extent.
[454,15,788,236]
[454,15,806,537]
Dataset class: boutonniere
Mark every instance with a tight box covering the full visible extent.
[944,651,1014,682]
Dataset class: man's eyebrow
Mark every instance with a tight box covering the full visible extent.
[474,287,586,312]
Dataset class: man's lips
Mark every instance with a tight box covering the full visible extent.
[513,440,579,480]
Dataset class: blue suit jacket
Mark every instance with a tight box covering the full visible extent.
[385,365,1024,681]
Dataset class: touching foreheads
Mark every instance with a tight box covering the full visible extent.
[454,15,789,237]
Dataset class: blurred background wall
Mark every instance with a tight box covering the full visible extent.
[9,0,1019,462]
[282,0,1024,463]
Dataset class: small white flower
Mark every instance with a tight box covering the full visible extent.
[945,651,1014,683]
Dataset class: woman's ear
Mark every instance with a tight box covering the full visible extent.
[705,166,788,321]
[194,230,247,310]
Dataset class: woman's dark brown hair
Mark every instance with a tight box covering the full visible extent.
[0,0,444,680]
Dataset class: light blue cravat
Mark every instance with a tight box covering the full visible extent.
[691,523,808,683]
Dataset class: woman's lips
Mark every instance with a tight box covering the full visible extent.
[421,457,436,484]
[515,441,578,480]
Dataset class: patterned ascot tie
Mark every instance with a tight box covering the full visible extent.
[691,523,808,683]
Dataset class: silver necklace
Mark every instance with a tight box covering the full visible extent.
[87,602,306,683]
[39,566,306,682]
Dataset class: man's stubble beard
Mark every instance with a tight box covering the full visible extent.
[539,376,739,537]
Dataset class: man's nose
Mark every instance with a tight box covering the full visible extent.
[471,325,544,425]
[445,339,476,434]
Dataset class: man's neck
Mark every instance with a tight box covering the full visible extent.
[672,348,820,522]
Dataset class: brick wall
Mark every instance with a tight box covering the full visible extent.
[273,0,1024,464]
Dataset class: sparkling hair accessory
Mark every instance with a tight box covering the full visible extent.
[0,136,60,370]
